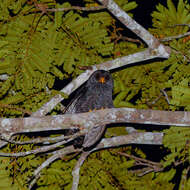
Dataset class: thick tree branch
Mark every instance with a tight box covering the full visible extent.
[1,108,190,136]
[96,132,163,148]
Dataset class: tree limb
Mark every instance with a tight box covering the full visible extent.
[97,0,170,55]
[1,108,190,136]
[27,132,163,189]
[29,145,80,190]
[72,152,90,190]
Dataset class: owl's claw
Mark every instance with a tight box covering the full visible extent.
[89,108,96,112]
[89,108,105,112]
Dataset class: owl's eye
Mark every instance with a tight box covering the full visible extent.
[95,73,101,81]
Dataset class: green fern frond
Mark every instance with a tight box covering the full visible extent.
[151,0,190,36]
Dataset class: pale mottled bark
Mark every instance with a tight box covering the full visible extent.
[1,108,190,137]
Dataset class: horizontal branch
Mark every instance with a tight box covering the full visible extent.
[28,131,162,189]
[0,132,163,158]
[1,108,190,136]
[97,132,163,148]
[0,138,76,157]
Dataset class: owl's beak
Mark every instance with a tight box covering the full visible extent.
[99,77,105,83]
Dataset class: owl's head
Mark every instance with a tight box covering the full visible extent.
[87,70,113,89]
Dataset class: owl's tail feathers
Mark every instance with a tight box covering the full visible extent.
[82,125,106,149]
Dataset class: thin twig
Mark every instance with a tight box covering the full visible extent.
[0,133,81,157]
[118,152,162,167]
[160,31,190,42]
[114,34,143,45]
[134,167,155,176]
[146,88,170,106]
[46,6,106,12]
[146,93,163,106]
[0,134,70,145]
[169,24,190,28]
[160,88,170,104]
[118,152,163,176]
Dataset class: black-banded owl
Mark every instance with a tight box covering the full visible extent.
[65,70,114,149]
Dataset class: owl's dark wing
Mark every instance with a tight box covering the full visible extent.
[63,85,87,148]
[63,85,87,114]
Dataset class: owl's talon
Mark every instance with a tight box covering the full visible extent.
[89,108,96,112]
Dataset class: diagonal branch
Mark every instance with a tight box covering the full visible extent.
[29,145,80,190]
[32,49,167,117]
[32,0,170,117]
[97,0,170,54]
[72,151,91,190]
[28,132,163,188]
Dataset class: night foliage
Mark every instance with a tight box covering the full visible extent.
[0,0,189,189]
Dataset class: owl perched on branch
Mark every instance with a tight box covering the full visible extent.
[65,70,114,149]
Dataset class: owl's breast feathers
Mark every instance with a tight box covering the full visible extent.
[64,70,114,149]
[75,85,113,113]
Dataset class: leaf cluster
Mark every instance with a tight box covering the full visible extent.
[0,0,190,189]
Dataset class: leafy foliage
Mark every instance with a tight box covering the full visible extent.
[150,0,190,37]
[0,0,190,189]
